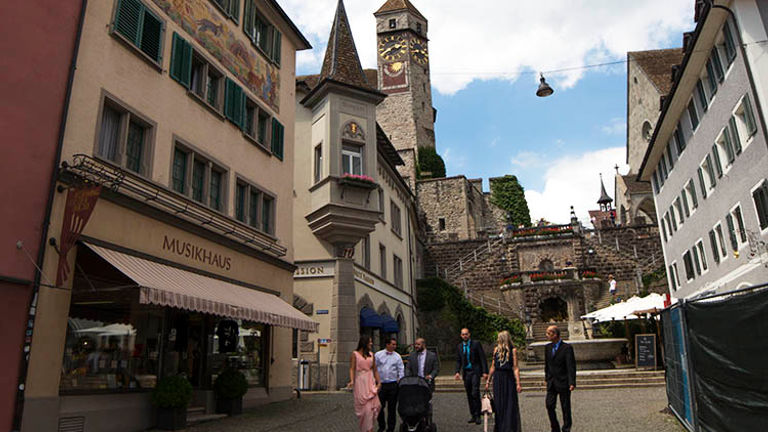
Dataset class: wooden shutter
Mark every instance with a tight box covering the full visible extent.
[729,117,742,155]
[140,8,163,62]
[709,230,720,264]
[272,30,282,64]
[744,94,758,137]
[225,78,244,126]
[726,214,738,251]
[230,0,240,21]
[271,118,284,159]
[170,33,192,88]
[698,167,707,199]
[711,145,723,178]
[115,0,143,44]
[243,0,254,39]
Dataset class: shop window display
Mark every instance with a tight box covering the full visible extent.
[210,320,269,387]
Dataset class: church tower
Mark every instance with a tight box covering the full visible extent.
[374,0,436,185]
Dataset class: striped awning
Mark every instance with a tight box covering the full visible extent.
[83,243,318,332]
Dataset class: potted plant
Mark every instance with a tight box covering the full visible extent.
[152,375,193,431]
[214,368,249,416]
[339,173,378,189]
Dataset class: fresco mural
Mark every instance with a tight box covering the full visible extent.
[152,0,280,111]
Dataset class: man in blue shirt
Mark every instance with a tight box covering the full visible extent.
[454,328,488,424]
[375,337,404,432]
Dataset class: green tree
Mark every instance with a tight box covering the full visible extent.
[490,175,532,226]
[417,146,446,179]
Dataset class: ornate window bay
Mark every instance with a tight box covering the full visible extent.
[150,0,280,111]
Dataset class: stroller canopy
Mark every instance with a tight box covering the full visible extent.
[398,376,432,420]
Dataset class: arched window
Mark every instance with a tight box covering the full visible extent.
[642,121,653,142]
[538,259,555,272]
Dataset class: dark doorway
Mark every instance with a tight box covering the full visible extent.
[539,297,568,322]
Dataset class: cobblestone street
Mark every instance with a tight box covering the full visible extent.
[178,387,684,432]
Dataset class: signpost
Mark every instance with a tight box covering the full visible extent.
[635,333,657,370]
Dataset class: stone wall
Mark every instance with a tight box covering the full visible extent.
[417,176,470,242]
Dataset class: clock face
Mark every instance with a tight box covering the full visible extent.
[378,35,406,61]
[409,38,429,65]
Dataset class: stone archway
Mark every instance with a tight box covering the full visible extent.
[539,296,568,322]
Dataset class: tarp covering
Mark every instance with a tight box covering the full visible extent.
[83,243,318,332]
[685,287,768,431]
[360,307,384,328]
[581,293,671,323]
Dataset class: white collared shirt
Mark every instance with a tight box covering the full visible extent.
[418,350,427,377]
[375,349,405,383]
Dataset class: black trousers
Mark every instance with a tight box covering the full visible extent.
[378,382,398,431]
[546,388,572,432]
[463,369,482,417]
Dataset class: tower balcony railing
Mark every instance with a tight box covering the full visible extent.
[499,268,600,288]
[506,224,574,239]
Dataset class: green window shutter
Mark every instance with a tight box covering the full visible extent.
[726,214,738,251]
[729,117,742,155]
[705,155,717,187]
[711,145,723,178]
[239,92,248,131]
[689,180,699,208]
[723,21,737,64]
[231,0,240,21]
[271,118,284,159]
[681,191,690,218]
[709,230,720,264]
[170,33,192,87]
[698,167,707,199]
[224,78,235,121]
[744,94,758,137]
[224,78,244,127]
[753,184,768,230]
[115,0,143,45]
[243,0,254,39]
[272,30,282,65]
[722,126,736,163]
[139,8,163,62]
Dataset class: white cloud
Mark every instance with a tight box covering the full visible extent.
[442,147,466,170]
[525,147,628,225]
[280,0,692,94]
[511,151,545,169]
[601,118,626,136]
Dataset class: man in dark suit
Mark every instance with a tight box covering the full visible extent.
[545,325,577,432]
[406,338,439,385]
[453,328,488,425]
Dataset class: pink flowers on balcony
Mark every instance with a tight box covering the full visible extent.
[342,173,375,183]
[339,173,378,189]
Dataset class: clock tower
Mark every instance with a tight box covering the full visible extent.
[374,0,436,186]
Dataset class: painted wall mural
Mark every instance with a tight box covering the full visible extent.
[152,0,280,111]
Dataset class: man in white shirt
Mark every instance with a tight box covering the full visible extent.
[375,337,404,432]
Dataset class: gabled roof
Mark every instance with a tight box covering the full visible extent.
[296,69,378,93]
[375,0,426,21]
[629,48,684,96]
[319,0,370,90]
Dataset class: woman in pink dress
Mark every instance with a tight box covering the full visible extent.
[348,336,381,432]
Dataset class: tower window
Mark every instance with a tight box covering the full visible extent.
[416,23,422,33]
[389,19,396,29]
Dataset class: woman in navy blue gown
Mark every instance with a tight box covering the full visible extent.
[485,330,522,432]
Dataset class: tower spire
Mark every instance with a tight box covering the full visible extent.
[597,173,613,211]
[320,0,369,89]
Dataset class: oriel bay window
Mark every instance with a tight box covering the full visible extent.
[96,96,153,176]
[234,179,276,235]
[171,144,228,213]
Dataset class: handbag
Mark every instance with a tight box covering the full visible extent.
[481,389,494,414]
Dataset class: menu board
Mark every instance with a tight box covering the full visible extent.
[635,334,657,370]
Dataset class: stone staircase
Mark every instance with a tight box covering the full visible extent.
[433,369,665,393]
[531,322,569,341]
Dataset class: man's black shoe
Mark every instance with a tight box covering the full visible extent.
[474,416,482,424]
[468,417,476,423]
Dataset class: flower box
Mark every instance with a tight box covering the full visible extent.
[339,174,377,190]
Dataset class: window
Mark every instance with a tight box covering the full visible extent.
[666,140,677,168]
[674,126,686,154]
[393,255,403,289]
[715,128,736,173]
[658,157,668,182]
[660,217,668,242]
[672,262,681,290]
[362,236,371,269]
[342,144,363,175]
[726,205,747,251]
[224,78,244,127]
[668,206,678,231]
[651,171,660,195]
[113,0,164,64]
[261,195,274,234]
[696,240,708,272]
[391,201,402,237]
[271,119,284,160]
[696,80,709,112]
[688,99,699,131]
[734,94,758,142]
[242,97,271,150]
[379,244,387,279]
[378,189,385,220]
[171,144,228,212]
[243,1,281,64]
[752,180,768,230]
[683,250,695,281]
[715,223,728,260]
[665,212,674,236]
[686,179,699,210]
[699,156,717,195]
[722,21,737,65]
[97,99,152,176]
[705,58,719,96]
[389,19,396,29]
[212,0,239,22]
[674,197,685,225]
[314,144,323,183]
[416,23,422,34]
[710,143,723,179]
[680,189,691,218]
[438,217,446,231]
[691,246,702,276]
[181,48,224,112]
[709,228,722,265]
[710,48,725,83]
[642,121,653,142]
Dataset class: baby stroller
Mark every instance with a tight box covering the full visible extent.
[397,376,436,432]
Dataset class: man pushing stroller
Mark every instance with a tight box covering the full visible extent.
[397,338,439,432]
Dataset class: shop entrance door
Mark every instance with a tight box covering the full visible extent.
[164,311,209,388]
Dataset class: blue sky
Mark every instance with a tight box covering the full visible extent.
[284,0,694,223]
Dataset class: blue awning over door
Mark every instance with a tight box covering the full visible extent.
[381,316,399,333]
[360,307,384,328]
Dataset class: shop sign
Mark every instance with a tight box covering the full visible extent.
[354,269,375,285]
[161,235,232,271]
[294,261,335,278]
[57,184,102,286]
[318,338,332,346]
[316,310,329,315]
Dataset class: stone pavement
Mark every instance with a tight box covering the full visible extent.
[176,386,685,432]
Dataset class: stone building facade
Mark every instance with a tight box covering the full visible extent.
[616,48,683,226]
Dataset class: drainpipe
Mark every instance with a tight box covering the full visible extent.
[12,1,88,430]
[711,3,768,150]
